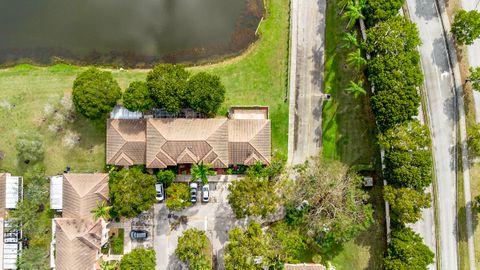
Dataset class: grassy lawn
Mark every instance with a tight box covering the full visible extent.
[321,0,385,269]
[0,0,289,175]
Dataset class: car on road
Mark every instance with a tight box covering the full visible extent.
[202,185,209,202]
[155,183,164,202]
[130,230,148,240]
[190,182,198,203]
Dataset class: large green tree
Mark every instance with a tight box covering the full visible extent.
[109,167,156,218]
[269,222,309,264]
[175,228,212,270]
[288,156,373,253]
[364,0,405,26]
[384,185,431,224]
[17,246,49,270]
[364,16,421,56]
[367,52,423,92]
[225,221,273,270]
[120,248,156,270]
[384,228,435,270]
[186,72,226,116]
[72,68,121,119]
[146,64,190,113]
[166,183,192,211]
[123,81,154,112]
[370,86,420,131]
[227,176,279,218]
[468,66,480,92]
[157,170,176,187]
[451,10,480,45]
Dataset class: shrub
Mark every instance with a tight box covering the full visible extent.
[186,72,226,116]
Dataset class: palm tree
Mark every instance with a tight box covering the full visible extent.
[191,162,216,185]
[100,260,119,270]
[91,200,112,221]
[345,80,367,98]
[337,0,353,15]
[341,31,358,49]
[342,0,365,29]
[347,48,367,69]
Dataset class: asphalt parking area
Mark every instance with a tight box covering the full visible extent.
[153,181,242,270]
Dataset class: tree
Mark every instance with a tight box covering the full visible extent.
[8,200,39,236]
[342,0,365,29]
[224,221,273,270]
[157,170,176,187]
[468,66,480,92]
[378,120,431,152]
[451,10,480,45]
[186,72,226,116]
[341,31,359,49]
[367,52,423,92]
[123,81,154,112]
[120,248,156,270]
[91,200,112,221]
[72,68,121,119]
[109,167,156,218]
[347,48,367,69]
[364,0,405,26]
[146,64,190,113]
[345,80,367,98]
[100,260,119,270]
[175,228,212,270]
[166,183,192,211]
[191,162,216,185]
[288,156,373,253]
[269,222,309,264]
[227,176,279,218]
[364,16,421,56]
[384,186,431,224]
[16,132,44,164]
[337,0,353,15]
[370,86,420,131]
[17,246,49,270]
[384,227,435,270]
[468,122,480,157]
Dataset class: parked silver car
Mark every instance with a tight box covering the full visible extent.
[155,183,164,202]
[202,185,209,202]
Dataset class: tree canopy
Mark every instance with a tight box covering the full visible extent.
[288,156,373,253]
[16,132,44,165]
[364,16,421,56]
[157,170,176,187]
[191,162,216,185]
[175,228,212,270]
[109,167,156,218]
[166,183,192,211]
[451,10,480,45]
[72,68,121,119]
[120,248,156,270]
[17,246,50,270]
[384,185,431,224]
[123,81,154,112]
[146,64,190,113]
[469,66,480,92]
[224,221,273,270]
[384,227,435,270]
[186,72,226,116]
[227,175,279,219]
[364,0,405,26]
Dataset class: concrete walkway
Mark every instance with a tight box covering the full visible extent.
[287,0,326,165]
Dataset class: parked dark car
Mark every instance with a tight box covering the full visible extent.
[130,230,148,240]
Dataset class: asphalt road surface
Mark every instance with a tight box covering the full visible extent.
[287,0,326,165]
[405,0,459,269]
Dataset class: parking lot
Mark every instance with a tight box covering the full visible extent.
[153,180,243,270]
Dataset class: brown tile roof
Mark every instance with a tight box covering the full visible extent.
[228,119,271,165]
[106,119,146,166]
[146,118,229,168]
[62,173,109,220]
[54,218,105,270]
[284,264,327,270]
[0,173,5,218]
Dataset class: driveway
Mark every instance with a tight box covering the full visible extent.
[405,0,459,269]
[154,181,240,270]
[287,0,326,165]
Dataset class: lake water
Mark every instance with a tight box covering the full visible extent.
[0,0,263,67]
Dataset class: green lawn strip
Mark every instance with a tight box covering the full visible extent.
[457,143,471,270]
[0,0,289,175]
[322,0,385,269]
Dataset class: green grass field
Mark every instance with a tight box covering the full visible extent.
[321,0,386,269]
[0,0,289,175]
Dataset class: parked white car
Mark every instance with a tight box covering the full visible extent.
[190,182,198,203]
[202,185,209,202]
[155,183,164,202]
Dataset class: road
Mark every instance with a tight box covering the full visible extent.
[405,0,459,269]
[287,0,325,165]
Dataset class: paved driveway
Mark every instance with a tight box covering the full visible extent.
[154,182,241,270]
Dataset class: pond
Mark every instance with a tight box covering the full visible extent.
[0,0,264,67]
